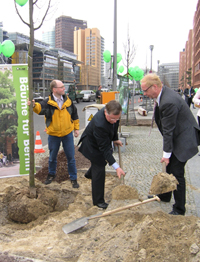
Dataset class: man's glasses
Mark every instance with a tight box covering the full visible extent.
[57,85,65,89]
[143,85,153,92]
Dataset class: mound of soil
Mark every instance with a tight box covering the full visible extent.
[35,146,91,183]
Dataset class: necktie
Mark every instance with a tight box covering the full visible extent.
[149,101,158,136]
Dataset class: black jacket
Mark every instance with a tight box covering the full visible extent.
[78,107,119,165]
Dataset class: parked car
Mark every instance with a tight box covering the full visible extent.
[80,90,96,102]
[33,93,48,102]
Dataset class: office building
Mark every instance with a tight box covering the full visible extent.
[74,28,102,89]
[158,63,179,90]
[42,27,55,48]
[8,32,82,90]
[55,16,87,53]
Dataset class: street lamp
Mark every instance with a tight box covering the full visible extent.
[42,48,49,98]
[157,60,160,74]
[149,45,154,73]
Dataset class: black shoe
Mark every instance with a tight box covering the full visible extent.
[44,174,56,185]
[148,195,154,199]
[71,180,79,188]
[84,173,92,179]
[96,202,108,209]
[169,210,183,216]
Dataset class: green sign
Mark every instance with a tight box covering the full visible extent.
[12,65,29,175]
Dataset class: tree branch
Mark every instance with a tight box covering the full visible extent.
[14,0,30,28]
[34,0,52,31]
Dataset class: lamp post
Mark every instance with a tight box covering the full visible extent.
[157,60,160,74]
[149,45,154,73]
[113,0,117,91]
[42,48,49,98]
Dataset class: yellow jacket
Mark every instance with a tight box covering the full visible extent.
[33,94,79,137]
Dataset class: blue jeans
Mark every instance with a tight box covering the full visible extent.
[48,132,77,180]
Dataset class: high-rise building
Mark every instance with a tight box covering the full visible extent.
[55,16,87,53]
[74,28,102,89]
[158,63,179,90]
[42,27,55,48]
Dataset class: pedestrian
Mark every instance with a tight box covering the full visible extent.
[193,88,200,126]
[28,79,80,188]
[184,86,195,108]
[141,73,200,216]
[96,85,102,104]
[78,100,126,209]
[0,152,3,164]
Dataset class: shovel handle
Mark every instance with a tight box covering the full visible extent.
[162,162,166,173]
[89,196,160,220]
[118,145,124,184]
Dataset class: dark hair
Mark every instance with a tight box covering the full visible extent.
[105,100,122,115]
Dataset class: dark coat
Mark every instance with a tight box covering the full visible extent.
[78,107,119,165]
[155,86,200,162]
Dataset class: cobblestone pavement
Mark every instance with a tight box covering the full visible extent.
[104,125,198,217]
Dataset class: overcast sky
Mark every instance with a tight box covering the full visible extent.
[1,0,198,71]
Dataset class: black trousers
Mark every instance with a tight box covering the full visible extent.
[158,153,186,215]
[86,161,107,205]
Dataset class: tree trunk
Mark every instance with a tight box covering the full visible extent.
[28,0,35,188]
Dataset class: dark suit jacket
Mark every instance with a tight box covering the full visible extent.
[155,86,200,162]
[78,107,119,166]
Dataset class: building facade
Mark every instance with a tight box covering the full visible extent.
[74,28,102,89]
[55,16,87,53]
[42,27,55,48]
[158,63,179,90]
[9,32,82,91]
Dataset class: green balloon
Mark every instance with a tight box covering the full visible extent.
[15,0,28,6]
[103,50,111,63]
[0,43,2,55]
[119,65,124,73]
[2,40,15,57]
[128,67,134,77]
[195,88,198,93]
[132,67,144,81]
[117,53,122,63]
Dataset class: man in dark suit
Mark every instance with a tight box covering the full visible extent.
[78,100,125,209]
[141,74,200,216]
[184,86,195,108]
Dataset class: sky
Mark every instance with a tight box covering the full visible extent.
[0,0,198,71]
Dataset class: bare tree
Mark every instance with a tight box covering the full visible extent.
[14,0,55,189]
[122,26,137,125]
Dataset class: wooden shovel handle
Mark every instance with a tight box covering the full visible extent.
[89,196,160,220]
[118,144,124,184]
[162,162,166,173]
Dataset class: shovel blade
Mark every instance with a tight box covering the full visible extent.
[62,217,89,234]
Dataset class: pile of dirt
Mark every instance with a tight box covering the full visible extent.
[35,146,91,183]
[0,148,200,261]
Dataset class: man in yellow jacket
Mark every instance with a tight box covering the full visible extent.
[29,80,80,188]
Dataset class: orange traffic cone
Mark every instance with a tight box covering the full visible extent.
[34,131,45,153]
[140,98,143,102]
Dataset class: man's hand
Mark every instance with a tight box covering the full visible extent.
[74,130,79,137]
[113,140,123,147]
[161,157,169,166]
[27,99,35,108]
[116,167,126,179]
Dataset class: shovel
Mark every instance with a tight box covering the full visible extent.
[149,162,179,195]
[62,196,160,234]
[118,144,124,184]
